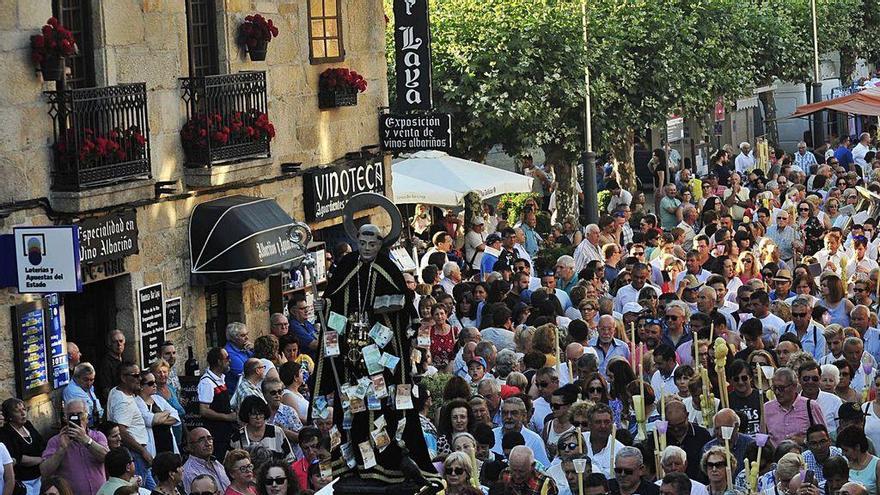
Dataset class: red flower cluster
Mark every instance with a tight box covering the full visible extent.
[31,17,77,64]
[238,14,279,48]
[180,109,275,151]
[55,125,146,165]
[319,68,368,93]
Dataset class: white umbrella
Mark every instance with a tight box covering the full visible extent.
[392,150,534,205]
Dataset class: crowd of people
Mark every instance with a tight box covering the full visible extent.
[8,133,880,495]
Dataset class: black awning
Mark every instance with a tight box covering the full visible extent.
[189,195,307,286]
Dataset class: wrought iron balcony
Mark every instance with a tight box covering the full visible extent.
[46,83,152,191]
[180,71,271,168]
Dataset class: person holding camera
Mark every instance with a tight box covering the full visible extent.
[40,399,109,495]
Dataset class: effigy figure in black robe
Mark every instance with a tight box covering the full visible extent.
[310,195,438,485]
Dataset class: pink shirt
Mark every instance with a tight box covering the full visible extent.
[42,429,108,495]
[763,395,826,447]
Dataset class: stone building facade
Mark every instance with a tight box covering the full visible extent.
[0,0,392,429]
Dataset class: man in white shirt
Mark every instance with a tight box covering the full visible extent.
[107,362,155,490]
[651,344,680,396]
[746,289,786,346]
[853,132,871,171]
[440,261,461,296]
[675,250,711,292]
[418,231,452,281]
[614,263,661,314]
[734,142,755,174]
[676,205,698,248]
[573,224,604,272]
[529,367,560,433]
[583,404,625,478]
[606,179,632,214]
[464,218,487,270]
[491,397,550,467]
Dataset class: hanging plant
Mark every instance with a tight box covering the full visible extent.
[31,17,78,81]
[238,14,279,61]
[318,67,368,109]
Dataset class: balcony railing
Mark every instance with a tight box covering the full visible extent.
[46,83,152,191]
[180,71,270,168]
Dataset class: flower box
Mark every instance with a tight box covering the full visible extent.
[318,88,358,109]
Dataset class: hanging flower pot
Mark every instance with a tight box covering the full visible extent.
[30,17,77,81]
[238,14,278,62]
[248,39,268,62]
[40,55,66,81]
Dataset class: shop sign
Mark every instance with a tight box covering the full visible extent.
[393,0,433,111]
[13,226,82,293]
[666,116,684,143]
[379,113,453,152]
[165,297,182,332]
[303,162,385,222]
[78,211,139,263]
[137,283,166,369]
[12,300,50,400]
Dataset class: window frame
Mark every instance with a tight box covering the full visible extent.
[52,0,96,88]
[184,0,220,77]
[307,0,346,64]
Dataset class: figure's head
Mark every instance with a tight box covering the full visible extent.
[358,224,383,261]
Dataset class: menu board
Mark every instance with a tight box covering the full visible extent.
[165,297,182,332]
[44,293,69,388]
[138,283,166,369]
[12,301,50,399]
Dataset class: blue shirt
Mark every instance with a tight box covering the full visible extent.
[589,337,631,376]
[290,317,319,360]
[864,327,880,364]
[480,252,499,279]
[702,434,755,476]
[62,379,104,426]
[223,342,253,394]
[766,224,797,261]
[780,322,827,360]
[834,145,855,170]
[804,446,842,483]
[521,224,541,257]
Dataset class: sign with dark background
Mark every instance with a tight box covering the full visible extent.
[77,211,139,264]
[11,300,50,400]
[380,113,452,152]
[165,297,182,331]
[137,283,165,368]
[393,0,433,111]
[303,162,385,222]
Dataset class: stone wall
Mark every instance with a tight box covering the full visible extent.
[0,0,391,429]
[0,0,389,200]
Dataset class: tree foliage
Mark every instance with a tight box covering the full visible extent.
[385,0,880,195]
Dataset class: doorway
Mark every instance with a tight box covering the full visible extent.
[63,277,118,366]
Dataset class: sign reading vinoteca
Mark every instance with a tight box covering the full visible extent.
[77,211,139,265]
[303,162,385,222]
[379,113,452,152]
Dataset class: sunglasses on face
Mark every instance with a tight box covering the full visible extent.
[665,315,680,321]
[731,375,750,383]
[792,312,808,318]
[264,477,287,486]
[448,467,467,475]
[707,461,726,470]
[614,467,635,476]
[801,375,820,382]
[561,442,579,451]
[588,387,605,393]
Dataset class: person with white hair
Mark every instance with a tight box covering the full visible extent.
[555,255,579,295]
[793,141,818,176]
[440,261,461,295]
[655,446,709,495]
[735,142,754,175]
[573,224,604,272]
